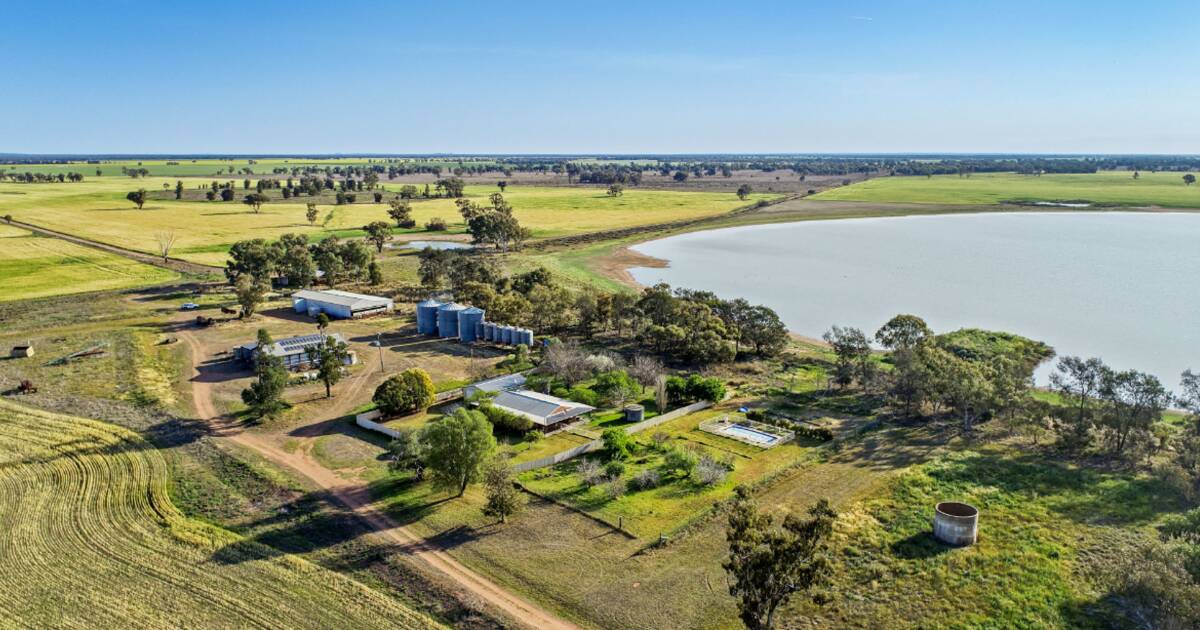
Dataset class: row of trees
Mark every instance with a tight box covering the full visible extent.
[418,250,787,365]
[0,171,84,183]
[225,233,380,316]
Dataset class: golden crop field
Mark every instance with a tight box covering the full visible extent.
[0,177,775,266]
[0,399,443,629]
[0,224,177,301]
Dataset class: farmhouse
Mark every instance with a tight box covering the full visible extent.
[489,389,594,431]
[234,333,357,371]
[292,289,393,319]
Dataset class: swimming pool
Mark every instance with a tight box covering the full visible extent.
[720,424,780,445]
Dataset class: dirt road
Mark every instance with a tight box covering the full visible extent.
[178,330,581,630]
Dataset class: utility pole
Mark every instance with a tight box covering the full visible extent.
[376,332,384,373]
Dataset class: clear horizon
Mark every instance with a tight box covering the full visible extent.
[3,0,1197,154]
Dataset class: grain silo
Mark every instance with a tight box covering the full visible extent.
[416,299,442,336]
[437,302,466,339]
[516,328,534,347]
[458,307,485,343]
[499,325,514,345]
[483,322,496,342]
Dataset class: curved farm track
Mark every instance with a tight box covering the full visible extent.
[178,331,580,630]
[0,399,443,629]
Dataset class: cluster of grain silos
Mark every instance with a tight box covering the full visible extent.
[415,300,534,346]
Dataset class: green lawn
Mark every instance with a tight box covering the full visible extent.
[814,171,1200,208]
[0,178,774,266]
[0,224,177,301]
[518,408,819,537]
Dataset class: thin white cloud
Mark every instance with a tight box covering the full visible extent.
[850,16,874,21]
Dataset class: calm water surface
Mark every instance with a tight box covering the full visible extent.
[629,212,1200,388]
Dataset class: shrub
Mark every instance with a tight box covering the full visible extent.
[480,402,533,432]
[602,428,633,460]
[425,217,447,231]
[567,386,598,407]
[745,409,767,422]
[694,455,728,486]
[795,425,834,442]
[373,368,435,417]
[551,386,570,398]
[603,478,626,500]
[651,431,671,449]
[685,374,725,403]
[629,469,661,491]
[604,460,626,478]
[663,446,698,477]
[578,459,605,487]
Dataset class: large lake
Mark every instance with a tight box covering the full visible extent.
[629,212,1200,389]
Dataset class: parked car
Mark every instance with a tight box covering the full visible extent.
[181,302,200,311]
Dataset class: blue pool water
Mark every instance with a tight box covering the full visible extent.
[721,424,780,444]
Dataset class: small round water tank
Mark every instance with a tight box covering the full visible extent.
[624,404,645,423]
[933,502,978,546]
[458,307,485,343]
[416,299,442,336]
[437,303,466,338]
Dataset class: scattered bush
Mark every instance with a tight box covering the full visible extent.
[628,469,661,491]
[604,460,627,478]
[663,446,698,477]
[579,459,605,487]
[694,454,728,486]
[745,409,767,422]
[795,425,834,442]
[666,374,726,404]
[651,431,671,449]
[603,478,626,500]
[602,428,633,460]
[425,217,448,231]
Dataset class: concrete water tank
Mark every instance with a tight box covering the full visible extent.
[458,307,485,343]
[933,502,979,546]
[624,404,645,423]
[437,303,466,339]
[483,322,496,342]
[416,300,442,336]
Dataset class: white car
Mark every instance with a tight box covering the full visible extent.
[180,302,200,311]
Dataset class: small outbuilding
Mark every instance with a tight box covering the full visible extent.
[10,344,34,358]
[292,289,393,319]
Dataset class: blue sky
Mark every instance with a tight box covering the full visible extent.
[2,0,1197,154]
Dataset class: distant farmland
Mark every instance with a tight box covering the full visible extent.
[0,400,442,629]
[0,224,177,301]
[814,171,1200,208]
[0,178,774,265]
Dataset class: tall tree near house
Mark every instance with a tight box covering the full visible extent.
[364,221,393,252]
[241,329,288,419]
[315,312,330,334]
[629,355,665,393]
[154,230,177,263]
[481,457,522,523]
[234,274,267,318]
[724,487,836,630]
[305,202,319,225]
[305,336,350,398]
[126,189,147,209]
[421,408,496,497]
